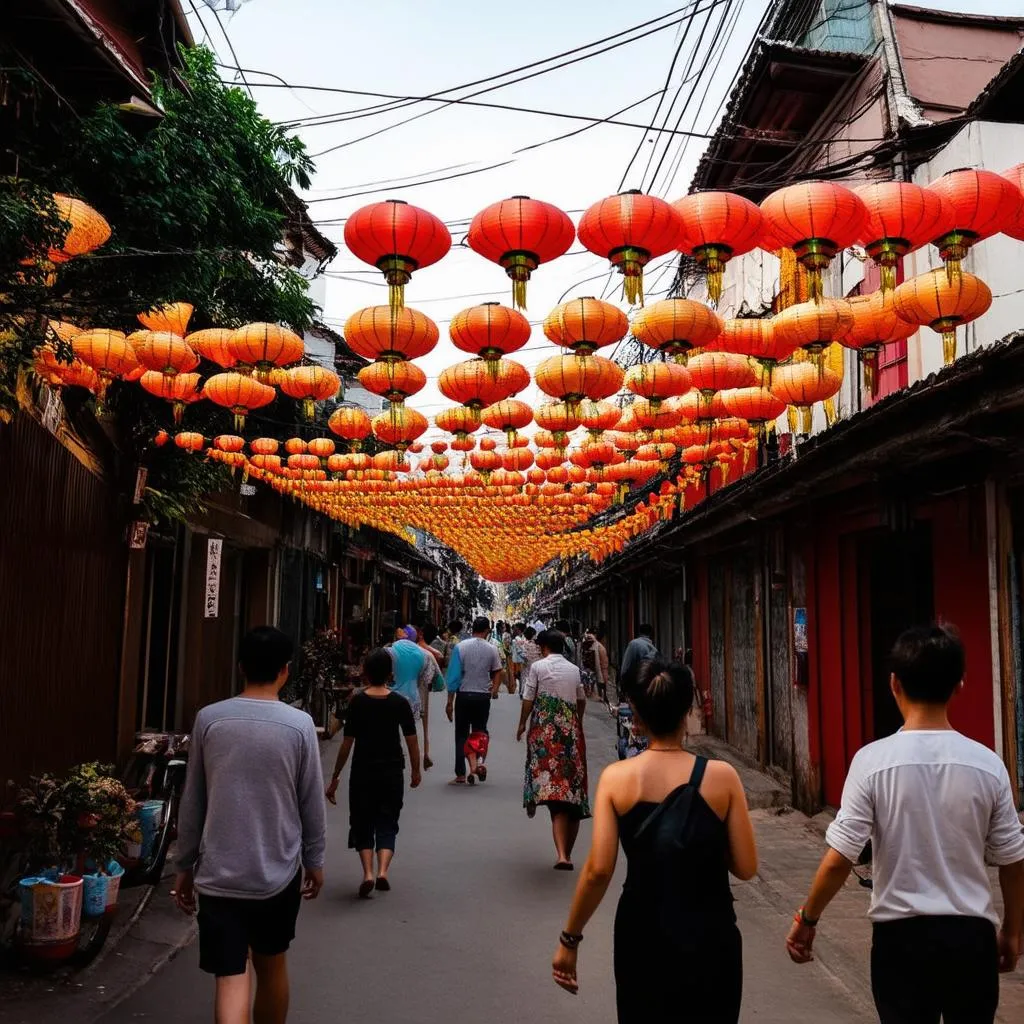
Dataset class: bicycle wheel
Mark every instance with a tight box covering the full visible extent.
[143,768,185,887]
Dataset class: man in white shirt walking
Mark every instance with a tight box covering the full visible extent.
[786,624,1024,1023]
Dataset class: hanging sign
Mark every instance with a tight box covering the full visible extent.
[205,538,223,618]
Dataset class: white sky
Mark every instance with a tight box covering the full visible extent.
[186,0,1024,442]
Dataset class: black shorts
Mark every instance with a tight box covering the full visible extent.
[197,871,302,977]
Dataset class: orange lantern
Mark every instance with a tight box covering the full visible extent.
[467,199,575,310]
[229,323,305,381]
[535,354,624,413]
[438,358,530,416]
[174,431,205,452]
[250,437,280,456]
[770,362,841,434]
[719,387,785,433]
[631,298,723,362]
[449,302,531,377]
[712,316,796,375]
[1001,164,1024,240]
[542,297,629,355]
[129,330,200,379]
[307,437,336,459]
[357,360,427,403]
[773,299,854,369]
[140,370,203,424]
[213,434,245,454]
[686,352,757,395]
[760,181,867,299]
[279,364,341,419]
[891,268,992,365]
[436,406,483,445]
[577,191,682,305]
[328,406,372,450]
[623,361,692,407]
[841,292,917,395]
[481,399,533,445]
[502,448,535,472]
[372,406,428,451]
[71,329,138,399]
[672,191,763,304]
[186,328,237,368]
[203,371,276,430]
[631,398,682,432]
[343,200,452,308]
[854,182,954,292]
[578,399,621,438]
[47,193,111,264]
[927,169,1022,283]
[137,302,193,336]
[35,347,100,392]
[344,306,439,363]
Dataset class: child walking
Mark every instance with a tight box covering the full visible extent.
[326,648,421,898]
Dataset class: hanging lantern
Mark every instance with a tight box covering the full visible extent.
[686,352,757,396]
[1001,164,1024,240]
[623,361,692,407]
[279,364,342,419]
[542,297,629,355]
[431,440,448,455]
[502,448,534,472]
[174,431,205,452]
[578,399,621,438]
[307,438,336,461]
[357,360,427,403]
[328,406,372,450]
[47,193,111,264]
[137,302,194,336]
[203,371,276,431]
[344,305,439,363]
[372,406,428,451]
[187,328,237,368]
[770,362,841,434]
[535,354,624,415]
[672,191,763,304]
[578,191,681,305]
[854,182,954,292]
[891,268,992,365]
[467,196,575,308]
[34,347,100,392]
[773,299,854,371]
[438,358,529,419]
[343,199,451,309]
[631,398,683,432]
[436,406,483,448]
[534,401,581,451]
[759,182,867,300]
[927,169,1022,283]
[71,329,139,400]
[481,399,533,446]
[250,437,280,457]
[449,302,530,377]
[631,298,722,362]
[712,317,794,379]
[229,323,305,381]
[841,292,917,395]
[129,330,200,380]
[140,370,203,424]
[719,387,786,435]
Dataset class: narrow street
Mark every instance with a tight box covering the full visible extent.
[100,694,875,1024]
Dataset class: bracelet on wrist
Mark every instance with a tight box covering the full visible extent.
[795,907,819,928]
[559,930,583,950]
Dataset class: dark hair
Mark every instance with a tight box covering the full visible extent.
[638,623,654,638]
[537,629,566,655]
[238,627,294,684]
[422,623,439,644]
[554,618,570,633]
[629,659,695,737]
[364,647,393,687]
[524,626,536,640]
[890,624,964,704]
[448,620,463,635]
[472,615,491,635]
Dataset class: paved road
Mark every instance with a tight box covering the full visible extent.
[100,693,871,1023]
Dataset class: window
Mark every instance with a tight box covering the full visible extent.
[799,0,874,55]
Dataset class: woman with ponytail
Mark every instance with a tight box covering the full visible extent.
[551,659,758,1022]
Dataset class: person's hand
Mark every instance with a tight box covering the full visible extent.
[998,929,1021,973]
[411,768,422,789]
[172,870,196,916]
[786,918,816,963]
[325,777,339,805]
[491,690,500,701]
[302,868,324,901]
[552,943,579,995]
[445,700,454,723]
[516,725,525,743]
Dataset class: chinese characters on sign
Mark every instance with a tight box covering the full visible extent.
[205,538,223,619]
[793,607,808,687]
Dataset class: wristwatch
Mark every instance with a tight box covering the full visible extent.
[798,907,819,928]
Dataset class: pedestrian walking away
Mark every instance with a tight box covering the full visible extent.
[387,628,434,769]
[786,624,1024,1024]
[415,623,447,770]
[552,658,757,1023]
[517,629,590,869]
[172,626,326,1024]
[446,615,504,785]
[581,629,609,702]
[325,648,422,899]
[618,624,659,695]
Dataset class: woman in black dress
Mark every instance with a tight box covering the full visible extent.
[552,659,758,1023]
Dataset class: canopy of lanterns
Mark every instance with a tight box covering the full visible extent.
[31,166,1024,581]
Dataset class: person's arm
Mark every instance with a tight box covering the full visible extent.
[445,645,463,721]
[724,765,758,880]
[575,672,587,721]
[172,713,206,915]
[400,699,422,788]
[787,756,872,964]
[489,647,503,698]
[986,767,1024,971]
[619,640,637,683]
[325,736,355,803]
[297,719,327,900]
[553,769,621,994]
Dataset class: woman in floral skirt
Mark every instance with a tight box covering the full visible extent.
[516,629,590,869]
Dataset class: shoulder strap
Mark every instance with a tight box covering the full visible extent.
[688,755,708,792]
[633,783,695,842]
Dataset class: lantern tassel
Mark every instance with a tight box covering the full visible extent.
[942,328,957,365]
[623,270,644,307]
[879,262,896,294]
[824,399,837,428]
[302,398,315,421]
[800,406,812,435]
[233,411,246,432]
[863,350,879,398]
[388,281,405,310]
[173,401,184,425]
[512,277,528,311]
[945,258,961,287]
[808,267,824,302]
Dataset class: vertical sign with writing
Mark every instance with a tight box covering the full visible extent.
[205,538,223,619]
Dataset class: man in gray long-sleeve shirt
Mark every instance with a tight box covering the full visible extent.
[173,626,326,1023]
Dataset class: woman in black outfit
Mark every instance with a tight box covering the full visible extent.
[552,659,758,1023]
[325,648,421,898]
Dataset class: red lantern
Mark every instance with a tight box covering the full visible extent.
[631,299,722,362]
[535,355,624,413]
[467,196,575,309]
[1001,164,1024,240]
[357,360,427,403]
[770,362,841,434]
[174,431,204,452]
[624,361,692,406]
[712,317,795,374]
[686,352,756,396]
[542,297,628,355]
[329,407,372,450]
[578,399,621,438]
[344,306,439,362]
[140,370,203,424]
[481,399,533,445]
[773,299,854,369]
[672,191,763,304]
[842,292,917,395]
[203,371,276,431]
[372,406,428,450]
[719,387,786,433]
[343,200,451,309]
[279,364,341,419]
[760,181,867,299]
[438,359,529,416]
[229,323,304,381]
[577,191,682,305]
[449,303,530,373]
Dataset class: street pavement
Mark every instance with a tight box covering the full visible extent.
[96,691,881,1023]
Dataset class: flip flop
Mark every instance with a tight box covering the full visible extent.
[467,774,476,786]
[475,765,487,782]
[358,880,374,899]
[554,862,574,872]
[423,757,433,770]
[448,777,466,786]
[375,878,391,892]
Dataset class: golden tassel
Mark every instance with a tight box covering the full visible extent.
[942,329,957,365]
[388,281,404,310]
[512,277,527,311]
[787,406,798,434]
[623,271,644,307]
[800,406,812,435]
[880,262,896,293]
[824,399,837,427]
[945,258,961,287]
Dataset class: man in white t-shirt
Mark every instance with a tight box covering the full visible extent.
[786,625,1024,1023]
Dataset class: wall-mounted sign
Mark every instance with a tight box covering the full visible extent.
[128,521,149,550]
[240,483,256,497]
[132,467,149,505]
[205,538,223,618]
[793,606,808,687]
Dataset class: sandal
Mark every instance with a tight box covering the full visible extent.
[475,765,487,782]
[448,777,467,786]
[467,774,476,786]
[375,878,391,892]
[423,756,433,770]
[554,862,574,872]
[358,880,374,899]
